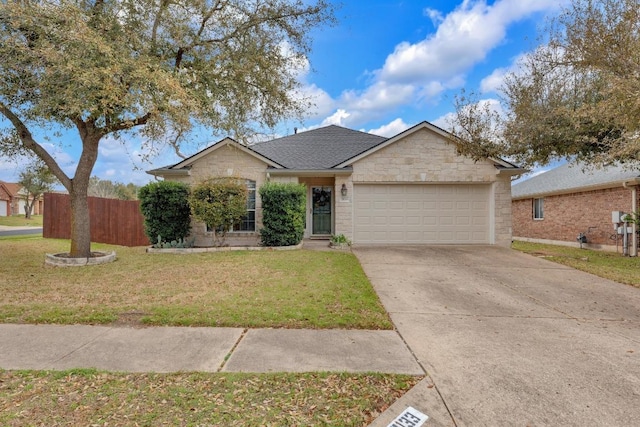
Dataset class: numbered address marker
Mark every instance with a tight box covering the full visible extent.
[387,406,429,427]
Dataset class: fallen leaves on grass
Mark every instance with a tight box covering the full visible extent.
[0,370,422,426]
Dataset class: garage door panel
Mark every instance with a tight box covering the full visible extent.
[354,184,490,244]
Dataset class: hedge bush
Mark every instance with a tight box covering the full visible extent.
[188,178,248,246]
[259,182,306,246]
[138,181,191,245]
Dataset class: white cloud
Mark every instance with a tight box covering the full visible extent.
[430,96,504,135]
[367,118,412,137]
[379,0,561,85]
[342,82,415,113]
[300,83,335,119]
[423,8,444,26]
[93,136,154,185]
[310,0,564,130]
[480,52,527,93]
[431,111,457,131]
[480,67,508,93]
[321,109,351,127]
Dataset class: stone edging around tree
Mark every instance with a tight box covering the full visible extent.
[45,251,117,267]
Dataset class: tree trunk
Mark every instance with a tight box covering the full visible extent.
[66,131,100,258]
[69,188,91,257]
[24,198,32,219]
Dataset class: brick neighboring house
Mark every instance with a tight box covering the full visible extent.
[148,122,523,247]
[511,162,640,255]
[0,181,45,217]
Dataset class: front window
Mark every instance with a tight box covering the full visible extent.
[233,180,256,232]
[205,179,256,233]
[533,198,544,220]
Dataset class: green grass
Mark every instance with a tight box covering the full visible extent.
[0,369,421,426]
[512,240,640,288]
[0,214,43,227]
[0,236,392,329]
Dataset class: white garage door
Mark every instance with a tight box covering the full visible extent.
[0,201,6,216]
[354,184,490,244]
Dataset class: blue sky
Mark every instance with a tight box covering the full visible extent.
[0,0,568,186]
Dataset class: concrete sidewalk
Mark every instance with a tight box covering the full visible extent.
[0,324,424,375]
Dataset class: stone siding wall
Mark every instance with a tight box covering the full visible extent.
[170,144,268,246]
[348,128,513,246]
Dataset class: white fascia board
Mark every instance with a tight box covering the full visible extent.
[171,138,283,170]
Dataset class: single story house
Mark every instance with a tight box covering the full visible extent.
[0,181,43,217]
[511,162,640,255]
[148,122,522,246]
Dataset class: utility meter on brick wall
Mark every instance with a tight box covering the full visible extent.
[612,211,625,223]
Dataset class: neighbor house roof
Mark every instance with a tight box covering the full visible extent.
[512,162,640,199]
[0,181,21,197]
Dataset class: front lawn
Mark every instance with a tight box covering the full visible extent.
[0,214,43,227]
[0,370,420,426]
[512,240,640,288]
[0,237,392,329]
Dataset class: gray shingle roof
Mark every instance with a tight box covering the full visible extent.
[512,162,640,198]
[249,125,387,169]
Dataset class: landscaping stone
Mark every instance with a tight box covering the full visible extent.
[45,251,116,267]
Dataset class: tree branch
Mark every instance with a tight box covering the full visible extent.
[107,112,153,133]
[0,102,72,189]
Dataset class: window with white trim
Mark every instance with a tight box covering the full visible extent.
[233,180,256,232]
[533,198,544,220]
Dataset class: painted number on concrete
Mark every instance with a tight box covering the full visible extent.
[387,406,429,427]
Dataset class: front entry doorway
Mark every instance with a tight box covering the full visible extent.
[311,186,332,235]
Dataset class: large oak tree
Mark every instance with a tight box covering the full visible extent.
[0,0,334,257]
[450,0,640,170]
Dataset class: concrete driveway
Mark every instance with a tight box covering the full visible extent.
[354,245,640,427]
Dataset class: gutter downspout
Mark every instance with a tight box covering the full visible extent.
[623,181,638,257]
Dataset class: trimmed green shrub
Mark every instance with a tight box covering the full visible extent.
[188,177,248,246]
[138,181,191,245]
[259,182,306,246]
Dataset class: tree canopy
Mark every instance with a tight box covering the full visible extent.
[449,0,640,169]
[0,0,334,256]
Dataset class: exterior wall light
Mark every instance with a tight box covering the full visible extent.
[341,183,348,197]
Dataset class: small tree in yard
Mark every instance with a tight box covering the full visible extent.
[18,159,57,219]
[138,181,191,246]
[188,178,247,246]
[260,182,306,247]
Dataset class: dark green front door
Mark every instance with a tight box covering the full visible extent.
[312,186,332,235]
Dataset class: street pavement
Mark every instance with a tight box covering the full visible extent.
[0,225,42,236]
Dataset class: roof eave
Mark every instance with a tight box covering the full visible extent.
[267,167,353,177]
[512,177,640,200]
[146,168,191,177]
[497,166,527,177]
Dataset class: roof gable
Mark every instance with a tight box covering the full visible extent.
[147,137,283,176]
[0,181,21,196]
[512,162,640,199]
[172,137,283,170]
[335,121,519,170]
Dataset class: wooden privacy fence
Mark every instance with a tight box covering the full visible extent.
[43,193,150,247]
